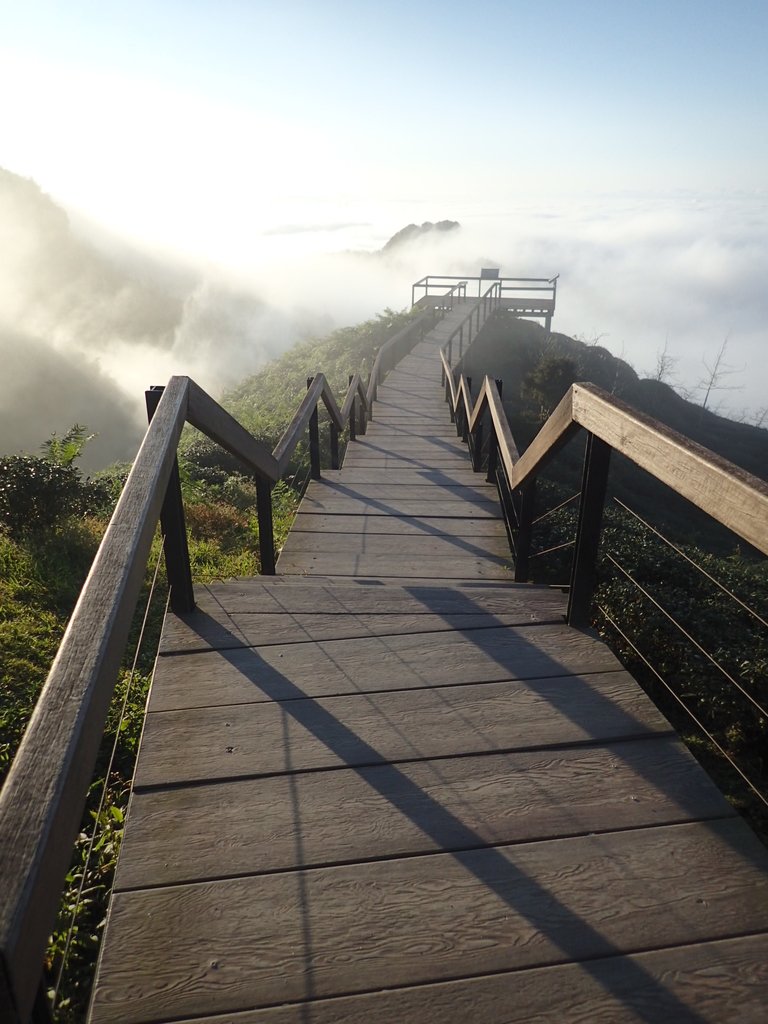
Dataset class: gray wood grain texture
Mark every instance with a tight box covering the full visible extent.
[279,531,508,555]
[304,481,498,501]
[158,586,565,653]
[290,513,506,535]
[89,821,768,1023]
[298,496,501,517]
[341,453,471,466]
[115,737,733,889]
[147,621,624,711]
[277,552,510,578]
[319,467,484,483]
[134,935,768,1024]
[199,579,563,614]
[136,671,670,785]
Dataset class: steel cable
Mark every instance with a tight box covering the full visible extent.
[598,604,768,811]
[51,544,167,1010]
[613,497,768,630]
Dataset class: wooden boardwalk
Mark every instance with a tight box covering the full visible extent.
[89,303,768,1023]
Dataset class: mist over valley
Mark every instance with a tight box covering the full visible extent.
[1,166,766,471]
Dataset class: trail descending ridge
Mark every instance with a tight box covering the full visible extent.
[89,299,768,1024]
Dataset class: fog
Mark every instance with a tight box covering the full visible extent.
[1,168,766,471]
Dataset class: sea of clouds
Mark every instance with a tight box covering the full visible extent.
[1,175,765,470]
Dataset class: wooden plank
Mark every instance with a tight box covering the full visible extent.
[279,532,508,556]
[159,607,564,654]
[319,468,484,484]
[89,820,768,1023]
[115,738,734,888]
[160,604,564,656]
[344,448,470,462]
[298,497,501,517]
[290,513,508,535]
[198,579,565,615]
[303,482,498,503]
[362,431,460,441]
[341,453,470,466]
[137,671,669,784]
[134,935,768,1024]
[277,552,510,578]
[372,409,449,418]
[371,423,453,431]
[147,622,624,711]
[352,436,465,448]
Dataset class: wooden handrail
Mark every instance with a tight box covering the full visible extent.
[187,380,279,480]
[445,371,768,557]
[0,377,190,1024]
[0,306,426,1022]
[441,356,768,624]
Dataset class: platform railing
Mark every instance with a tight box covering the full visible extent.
[412,274,556,306]
[0,306,438,1024]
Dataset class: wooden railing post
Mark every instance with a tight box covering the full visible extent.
[256,477,276,575]
[462,377,471,443]
[486,379,502,481]
[514,479,536,583]
[486,424,498,483]
[567,433,612,626]
[145,386,195,614]
[348,375,357,441]
[307,377,321,480]
[473,397,484,472]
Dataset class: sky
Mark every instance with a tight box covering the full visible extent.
[0,0,767,459]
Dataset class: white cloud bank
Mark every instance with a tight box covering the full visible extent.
[1,173,766,470]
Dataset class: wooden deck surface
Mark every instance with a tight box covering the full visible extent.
[89,305,768,1023]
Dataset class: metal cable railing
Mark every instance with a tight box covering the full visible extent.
[604,552,768,723]
[613,497,768,630]
[50,547,167,1013]
[598,604,768,812]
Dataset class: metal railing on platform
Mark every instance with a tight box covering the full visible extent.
[412,273,557,307]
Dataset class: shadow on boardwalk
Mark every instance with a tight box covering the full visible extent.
[173,586,754,1024]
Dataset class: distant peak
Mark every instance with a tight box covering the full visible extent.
[382,220,460,251]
